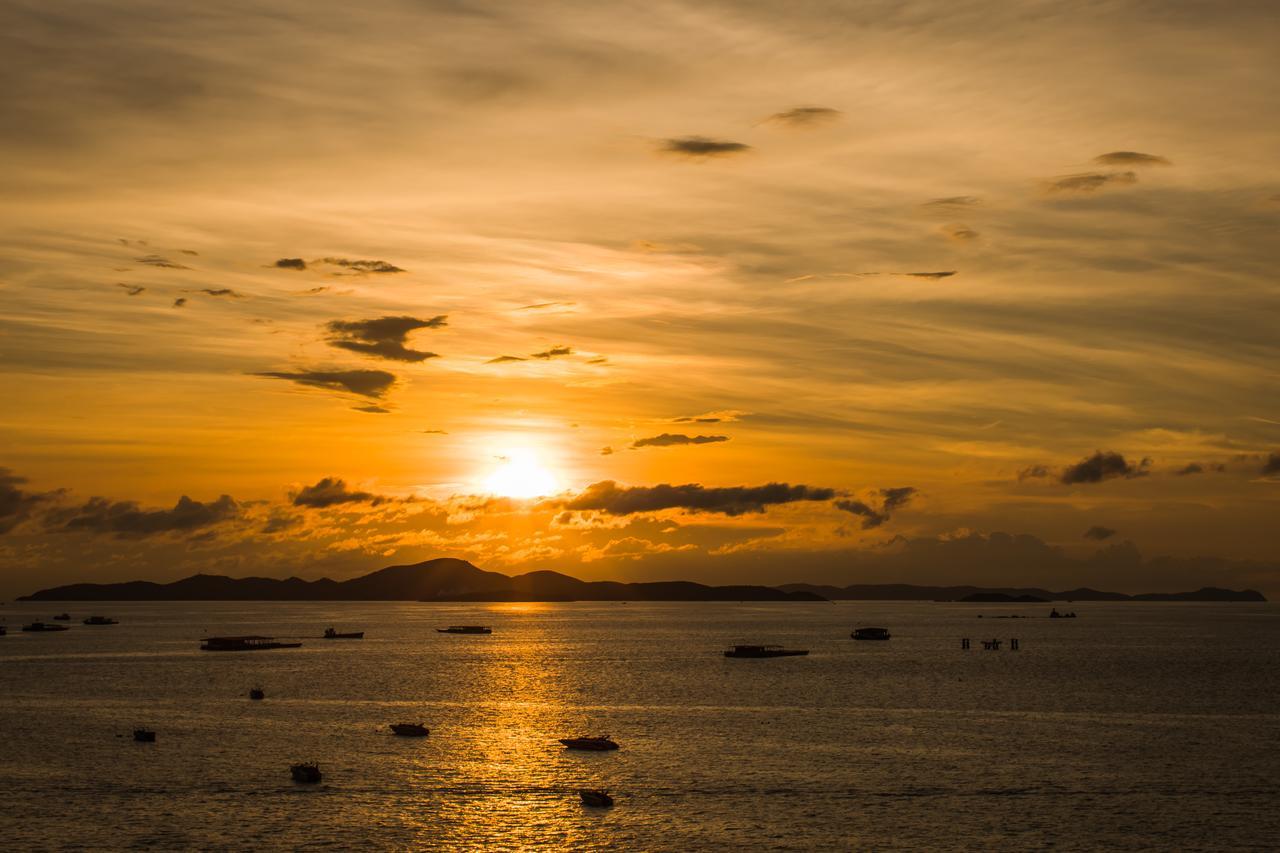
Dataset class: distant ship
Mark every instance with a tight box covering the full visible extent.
[52,613,71,621]
[83,616,119,625]
[559,736,619,751]
[22,622,69,632]
[852,627,891,641]
[200,636,302,651]
[437,626,492,634]
[724,644,808,658]
[390,723,430,737]
[323,628,364,639]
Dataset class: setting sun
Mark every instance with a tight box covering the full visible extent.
[482,449,559,498]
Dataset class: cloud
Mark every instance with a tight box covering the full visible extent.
[0,468,57,534]
[922,196,980,208]
[253,369,396,398]
[422,429,448,435]
[324,315,446,363]
[1262,452,1280,477]
[1061,451,1150,484]
[1092,151,1172,167]
[941,224,979,242]
[298,286,331,295]
[531,346,572,359]
[194,288,244,298]
[353,405,390,414]
[880,486,916,512]
[1046,172,1138,193]
[321,258,405,274]
[1018,465,1051,480]
[135,255,190,269]
[487,355,526,363]
[172,297,187,308]
[53,494,239,537]
[179,249,198,256]
[632,433,730,448]
[903,271,957,279]
[1174,462,1224,476]
[836,486,916,529]
[517,301,576,311]
[764,106,841,127]
[274,258,307,270]
[1084,525,1117,540]
[835,499,887,529]
[562,481,836,517]
[290,476,389,508]
[672,410,745,424]
[600,446,614,455]
[116,283,145,296]
[660,136,751,158]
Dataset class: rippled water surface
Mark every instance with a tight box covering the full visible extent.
[2,600,1278,850]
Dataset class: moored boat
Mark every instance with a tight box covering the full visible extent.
[133,729,156,742]
[724,644,808,658]
[559,736,619,751]
[290,763,322,784]
[579,789,614,807]
[323,628,365,639]
[200,636,302,651]
[249,687,265,700]
[437,625,492,634]
[852,627,891,641]
[22,622,69,632]
[390,723,430,737]
[52,613,71,621]
[83,616,119,625]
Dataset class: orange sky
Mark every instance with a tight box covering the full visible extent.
[2,0,1278,597]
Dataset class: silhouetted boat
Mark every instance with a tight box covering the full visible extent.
[724,644,808,658]
[22,622,69,632]
[133,729,156,743]
[200,636,302,651]
[579,789,614,807]
[390,723,429,737]
[437,625,492,634]
[290,763,322,784]
[1049,608,1078,619]
[52,613,71,621]
[852,627,891,641]
[559,736,619,751]
[83,616,119,625]
[249,687,265,700]
[323,628,364,639]
[0,626,6,637]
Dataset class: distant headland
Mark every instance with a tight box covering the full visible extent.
[16,558,1267,602]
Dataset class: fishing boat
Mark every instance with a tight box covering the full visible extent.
[249,687,265,700]
[579,789,614,807]
[390,723,430,737]
[322,628,364,639]
[559,736,619,751]
[52,613,71,621]
[133,729,156,743]
[199,636,302,651]
[0,626,7,636]
[290,763,322,784]
[723,644,808,658]
[437,625,492,634]
[852,627,891,641]
[22,622,69,632]
[83,616,119,626]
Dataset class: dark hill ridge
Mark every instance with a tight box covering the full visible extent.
[18,559,1266,602]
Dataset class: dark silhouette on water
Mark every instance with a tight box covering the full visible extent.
[133,729,156,743]
[724,644,809,658]
[22,622,69,632]
[323,627,364,638]
[579,789,614,807]
[390,723,429,737]
[437,625,492,634]
[249,687,265,700]
[290,763,322,784]
[852,627,891,640]
[52,613,71,621]
[82,615,118,625]
[560,736,619,751]
[200,636,302,651]
[1049,608,1078,618]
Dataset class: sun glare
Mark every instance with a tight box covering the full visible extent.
[483,449,559,498]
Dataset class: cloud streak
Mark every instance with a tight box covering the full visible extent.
[631,433,729,448]
[253,369,397,398]
[562,481,836,517]
[325,315,446,362]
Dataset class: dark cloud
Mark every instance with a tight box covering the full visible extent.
[922,196,980,207]
[674,417,723,423]
[880,486,917,512]
[135,255,190,269]
[290,476,389,508]
[1092,151,1172,167]
[172,297,187,308]
[116,283,145,296]
[1047,172,1138,193]
[835,499,887,529]
[1,468,57,535]
[321,258,405,274]
[836,486,916,529]
[298,286,331,295]
[903,271,957,280]
[353,405,390,414]
[531,346,573,360]
[764,106,841,127]
[1084,525,1117,541]
[274,258,307,270]
[941,224,979,242]
[600,446,614,455]
[325,315,446,363]
[261,511,302,534]
[586,356,608,364]
[1018,465,1051,480]
[1262,452,1280,477]
[180,249,199,256]
[192,288,243,298]
[632,433,730,448]
[253,369,396,398]
[54,494,239,537]
[487,355,526,363]
[1061,451,1150,484]
[422,429,448,434]
[1174,462,1223,476]
[562,481,836,517]
[517,301,576,311]
[660,136,751,158]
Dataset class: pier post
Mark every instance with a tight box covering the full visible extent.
[961,638,970,650]
[1010,638,1019,651]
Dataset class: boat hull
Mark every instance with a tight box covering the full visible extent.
[724,650,808,658]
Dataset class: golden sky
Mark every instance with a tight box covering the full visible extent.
[2,0,1278,596]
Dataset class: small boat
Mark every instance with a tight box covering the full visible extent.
[0,626,7,636]
[52,613,71,621]
[437,626,492,634]
[22,622,69,632]
[579,789,614,808]
[290,763,322,784]
[723,644,808,658]
[390,723,430,737]
[559,736,619,751]
[852,627,891,641]
[133,729,156,743]
[83,616,119,626]
[1049,608,1078,619]
[200,636,302,651]
[249,687,265,700]
[323,628,365,639]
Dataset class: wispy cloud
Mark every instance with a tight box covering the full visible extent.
[252,369,396,398]
[1092,151,1171,167]
[763,106,841,127]
[1046,172,1138,193]
[632,433,729,448]
[562,481,836,517]
[660,136,751,158]
[325,315,446,363]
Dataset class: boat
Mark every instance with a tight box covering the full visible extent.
[290,763,322,784]
[133,729,156,743]
[559,736,619,751]
[579,789,614,807]
[390,723,430,737]
[852,627,891,641]
[723,644,808,658]
[437,626,492,634]
[0,626,7,636]
[83,616,119,625]
[22,622,69,632]
[1049,608,1078,619]
[52,613,71,621]
[200,636,302,651]
[323,628,364,639]
[249,687,265,700]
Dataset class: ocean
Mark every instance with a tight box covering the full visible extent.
[1,600,1277,850]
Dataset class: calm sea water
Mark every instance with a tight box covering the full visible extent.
[1,600,1277,850]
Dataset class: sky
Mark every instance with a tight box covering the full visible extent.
[2,0,1278,598]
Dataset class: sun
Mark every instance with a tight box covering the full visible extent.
[483,449,559,498]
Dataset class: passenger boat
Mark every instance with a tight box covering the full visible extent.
[579,789,614,807]
[199,635,302,651]
[390,723,430,737]
[323,628,364,639]
[723,644,808,658]
[249,687,265,700]
[52,613,71,621]
[22,622,69,632]
[437,626,492,634]
[83,616,119,625]
[133,729,156,743]
[852,627,891,641]
[559,736,619,751]
[290,763,322,784]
